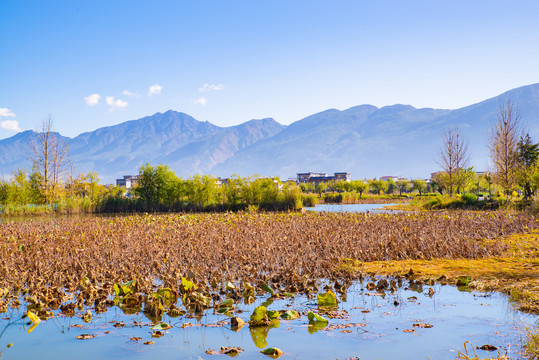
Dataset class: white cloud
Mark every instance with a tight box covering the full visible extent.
[195,98,208,106]
[148,84,163,96]
[106,96,128,111]
[84,94,101,106]
[198,83,224,92]
[0,108,16,118]
[122,90,140,98]
[1,120,22,132]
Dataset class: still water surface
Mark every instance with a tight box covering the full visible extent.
[305,203,400,213]
[0,280,536,360]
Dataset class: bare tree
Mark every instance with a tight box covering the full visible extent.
[489,98,520,195]
[437,126,470,195]
[28,115,70,203]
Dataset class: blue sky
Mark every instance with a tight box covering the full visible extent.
[1,1,539,140]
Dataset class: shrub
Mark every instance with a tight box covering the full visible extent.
[423,197,443,210]
[460,193,477,205]
[302,194,318,207]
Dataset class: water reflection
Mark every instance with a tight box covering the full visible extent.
[0,279,535,359]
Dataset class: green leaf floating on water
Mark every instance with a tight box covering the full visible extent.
[156,288,174,299]
[250,305,267,323]
[181,277,197,292]
[262,284,275,296]
[307,311,328,323]
[225,281,236,291]
[266,310,280,319]
[281,310,300,320]
[217,298,234,309]
[243,282,255,297]
[317,290,338,307]
[27,311,41,324]
[123,295,141,308]
[150,322,172,330]
[261,347,284,358]
[114,279,136,296]
[193,292,212,307]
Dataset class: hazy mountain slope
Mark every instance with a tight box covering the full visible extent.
[159,118,285,176]
[68,111,222,178]
[213,83,539,179]
[212,105,450,178]
[1,83,539,182]
[416,83,539,173]
[0,111,285,182]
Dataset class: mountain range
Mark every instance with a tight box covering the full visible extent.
[1,83,539,183]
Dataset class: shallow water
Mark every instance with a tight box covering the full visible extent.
[0,204,398,223]
[305,203,401,213]
[0,280,536,360]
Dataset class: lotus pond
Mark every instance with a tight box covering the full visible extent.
[0,211,538,359]
[1,278,537,360]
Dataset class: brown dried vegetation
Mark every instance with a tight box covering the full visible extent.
[0,211,536,318]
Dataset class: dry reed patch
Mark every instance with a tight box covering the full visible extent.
[344,230,539,313]
[0,211,536,315]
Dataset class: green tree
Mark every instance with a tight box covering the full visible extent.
[430,173,444,195]
[396,179,411,195]
[386,178,396,194]
[185,174,220,209]
[516,134,539,199]
[455,167,476,194]
[258,178,280,206]
[351,180,367,198]
[333,180,347,193]
[133,163,179,207]
[481,172,494,196]
[224,175,245,206]
[412,179,426,196]
[369,179,388,195]
[316,182,327,198]
[0,169,40,205]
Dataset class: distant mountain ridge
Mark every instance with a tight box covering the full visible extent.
[0,111,285,182]
[1,83,539,183]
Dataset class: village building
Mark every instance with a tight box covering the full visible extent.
[115,175,140,189]
[296,172,351,184]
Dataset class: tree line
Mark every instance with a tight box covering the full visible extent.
[436,98,539,199]
[2,101,539,215]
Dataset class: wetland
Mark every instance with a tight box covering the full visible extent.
[0,211,538,359]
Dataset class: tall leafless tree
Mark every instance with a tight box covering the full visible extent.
[489,98,520,195]
[437,126,470,195]
[28,115,70,203]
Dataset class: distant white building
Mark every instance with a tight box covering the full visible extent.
[380,176,398,182]
[296,172,351,184]
[116,175,139,189]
